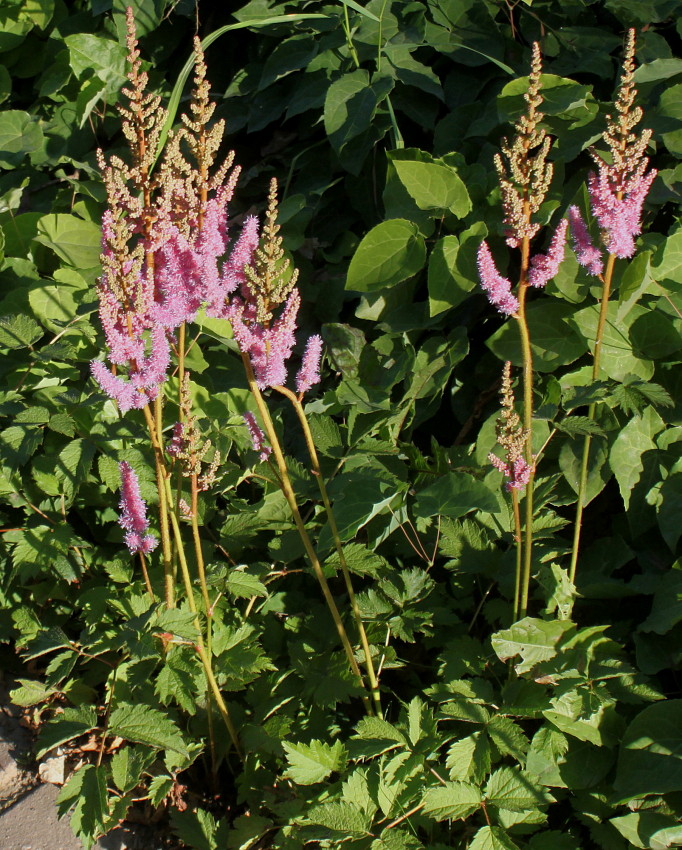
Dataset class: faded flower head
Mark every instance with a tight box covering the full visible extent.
[488,362,533,491]
[495,43,553,249]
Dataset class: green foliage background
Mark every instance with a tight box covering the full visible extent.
[1,0,682,848]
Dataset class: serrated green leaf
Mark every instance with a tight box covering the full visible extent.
[110,746,156,794]
[37,706,98,758]
[422,781,482,821]
[283,738,347,785]
[610,407,664,510]
[307,801,372,835]
[486,716,529,763]
[446,732,491,783]
[484,767,551,812]
[413,471,498,519]
[469,826,521,850]
[554,416,606,438]
[10,678,58,707]
[0,314,43,348]
[225,569,268,599]
[108,704,189,757]
[170,808,219,850]
[147,774,173,807]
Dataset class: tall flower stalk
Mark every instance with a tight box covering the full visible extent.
[478,44,567,618]
[568,29,656,583]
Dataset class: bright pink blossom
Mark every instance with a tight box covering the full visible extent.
[243,412,271,461]
[229,290,301,389]
[587,163,657,259]
[477,242,519,316]
[567,206,604,276]
[118,461,157,554]
[296,335,323,394]
[527,219,569,288]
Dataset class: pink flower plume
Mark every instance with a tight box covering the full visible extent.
[243,412,271,461]
[477,242,519,316]
[567,206,604,276]
[296,335,323,394]
[527,219,569,288]
[118,461,157,555]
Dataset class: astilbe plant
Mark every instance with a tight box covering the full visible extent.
[567,28,656,582]
[476,42,569,618]
[91,10,383,792]
[478,31,656,616]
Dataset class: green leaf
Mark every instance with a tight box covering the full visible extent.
[326,468,403,541]
[34,214,101,269]
[446,732,491,784]
[469,826,521,850]
[64,32,126,94]
[346,219,425,292]
[283,738,347,785]
[614,700,682,801]
[428,224,485,316]
[554,416,606,438]
[413,472,499,519]
[486,716,529,763]
[110,746,156,794]
[0,110,44,168]
[640,564,682,635]
[487,301,586,372]
[307,801,372,835]
[225,568,268,599]
[324,69,379,152]
[491,618,574,674]
[610,812,682,850]
[170,808,219,850]
[392,159,470,216]
[10,678,58,707]
[59,764,108,843]
[559,435,610,506]
[485,767,552,812]
[37,706,98,758]
[658,472,682,552]
[108,704,189,757]
[421,781,482,821]
[610,407,664,510]
[0,314,42,348]
[570,302,654,382]
[652,224,682,284]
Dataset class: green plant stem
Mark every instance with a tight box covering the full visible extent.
[342,3,361,68]
[163,476,242,758]
[275,384,383,718]
[241,353,372,710]
[511,489,522,622]
[569,252,616,583]
[143,404,175,608]
[515,253,535,619]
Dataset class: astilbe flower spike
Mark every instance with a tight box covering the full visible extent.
[477,242,519,316]
[243,412,271,461]
[296,335,324,395]
[488,362,533,491]
[567,206,604,276]
[118,461,158,554]
[573,29,656,266]
[527,218,569,288]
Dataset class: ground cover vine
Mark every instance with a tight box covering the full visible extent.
[0,1,681,849]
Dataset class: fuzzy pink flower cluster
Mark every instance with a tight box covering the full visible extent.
[567,206,604,276]
[118,461,157,554]
[527,219,569,288]
[476,242,519,316]
[489,453,533,492]
[91,186,261,412]
[587,164,656,260]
